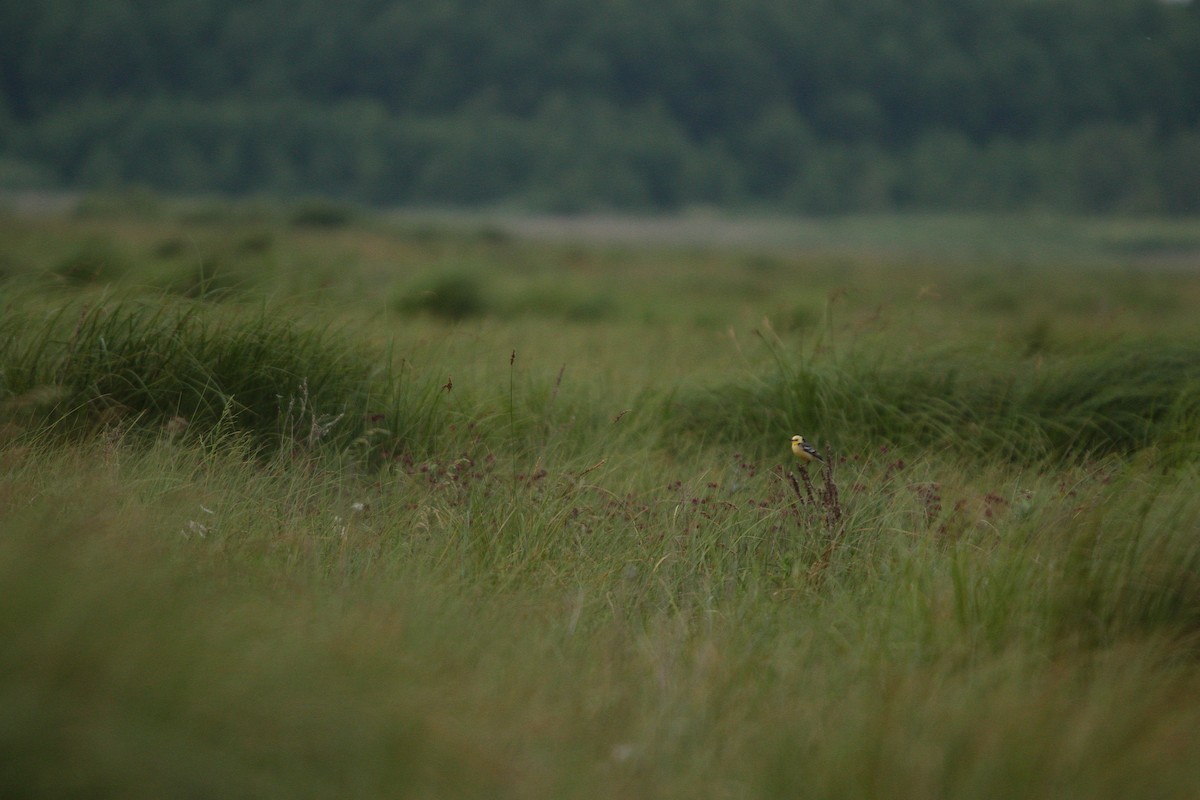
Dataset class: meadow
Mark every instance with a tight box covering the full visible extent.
[2,195,1200,798]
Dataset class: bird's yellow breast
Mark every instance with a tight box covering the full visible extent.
[791,437,813,460]
[791,434,823,464]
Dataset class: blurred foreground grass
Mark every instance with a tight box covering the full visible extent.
[2,198,1200,798]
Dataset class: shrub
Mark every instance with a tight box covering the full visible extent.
[51,238,131,285]
[287,198,358,228]
[393,272,489,321]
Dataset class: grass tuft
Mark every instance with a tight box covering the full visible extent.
[668,338,1200,465]
[0,292,450,459]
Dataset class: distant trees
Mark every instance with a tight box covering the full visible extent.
[1,0,1198,212]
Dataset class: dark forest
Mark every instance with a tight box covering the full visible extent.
[2,0,1198,212]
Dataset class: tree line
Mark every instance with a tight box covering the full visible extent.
[1,0,1198,213]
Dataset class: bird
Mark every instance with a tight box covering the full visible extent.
[791,434,824,466]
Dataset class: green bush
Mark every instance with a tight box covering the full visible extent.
[51,238,131,284]
[287,198,358,229]
[393,272,489,321]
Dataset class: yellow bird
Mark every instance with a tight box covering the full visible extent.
[791,434,824,465]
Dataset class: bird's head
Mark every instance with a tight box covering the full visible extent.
[791,434,803,445]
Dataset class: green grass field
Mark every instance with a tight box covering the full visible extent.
[3,196,1200,798]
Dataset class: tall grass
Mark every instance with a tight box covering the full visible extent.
[668,335,1200,465]
[5,208,1200,797]
[4,430,1200,797]
[0,291,453,459]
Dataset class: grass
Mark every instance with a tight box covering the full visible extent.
[0,290,451,459]
[3,201,1200,798]
[668,334,1200,464]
